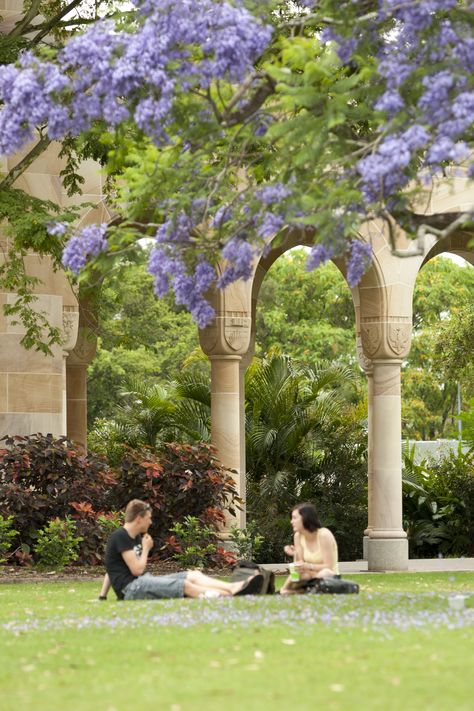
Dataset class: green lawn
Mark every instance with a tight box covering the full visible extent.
[0,572,473,711]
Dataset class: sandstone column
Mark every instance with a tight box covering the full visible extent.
[363,368,374,560]
[65,306,97,448]
[210,354,246,528]
[368,358,408,570]
[199,280,253,532]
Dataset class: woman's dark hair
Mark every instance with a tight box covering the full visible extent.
[292,502,322,532]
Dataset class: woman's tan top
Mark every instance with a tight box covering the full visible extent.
[297,529,340,575]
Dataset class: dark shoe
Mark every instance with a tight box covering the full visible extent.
[234,573,265,596]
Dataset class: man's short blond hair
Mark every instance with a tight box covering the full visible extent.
[124,499,151,523]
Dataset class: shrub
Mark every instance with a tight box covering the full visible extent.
[34,517,82,569]
[110,441,240,555]
[228,522,264,560]
[402,444,474,557]
[168,516,218,568]
[0,433,116,555]
[0,514,19,563]
[69,503,123,566]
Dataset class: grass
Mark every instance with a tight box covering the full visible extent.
[0,572,473,711]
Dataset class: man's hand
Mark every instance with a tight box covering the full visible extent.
[142,533,154,552]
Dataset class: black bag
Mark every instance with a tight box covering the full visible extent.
[305,576,359,595]
[230,559,275,595]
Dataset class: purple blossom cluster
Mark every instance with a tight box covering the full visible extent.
[255,183,292,205]
[147,209,218,327]
[61,224,108,273]
[0,0,272,154]
[356,1,474,205]
[346,240,373,288]
[306,239,373,288]
[217,236,257,290]
[148,247,216,329]
[306,244,335,272]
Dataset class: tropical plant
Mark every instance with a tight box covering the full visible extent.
[34,517,82,570]
[87,255,199,424]
[245,353,356,492]
[167,516,218,569]
[402,443,474,557]
[243,352,367,562]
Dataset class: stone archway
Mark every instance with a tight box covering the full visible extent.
[199,186,474,571]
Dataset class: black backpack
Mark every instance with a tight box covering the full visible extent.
[230,559,275,594]
[305,576,359,595]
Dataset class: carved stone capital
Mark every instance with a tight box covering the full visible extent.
[360,317,412,360]
[356,335,373,372]
[68,327,97,366]
[200,312,251,356]
[62,307,80,353]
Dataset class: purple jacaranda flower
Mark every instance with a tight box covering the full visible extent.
[255,183,291,205]
[212,205,232,229]
[320,27,358,64]
[427,137,469,165]
[217,236,255,289]
[62,223,108,273]
[194,258,216,293]
[346,240,372,288]
[403,125,430,150]
[0,0,273,156]
[306,244,334,272]
[374,90,405,114]
[47,222,67,237]
[257,212,284,238]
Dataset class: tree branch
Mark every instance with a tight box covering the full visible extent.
[387,208,474,257]
[30,0,87,47]
[0,134,51,190]
[222,75,277,127]
[8,0,43,37]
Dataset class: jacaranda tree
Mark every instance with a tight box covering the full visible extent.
[1,1,473,331]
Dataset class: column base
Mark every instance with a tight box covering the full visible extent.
[362,535,370,561]
[367,538,408,572]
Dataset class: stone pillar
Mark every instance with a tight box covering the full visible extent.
[199,280,253,532]
[363,368,374,560]
[66,325,97,448]
[210,355,246,528]
[355,334,373,560]
[367,359,408,570]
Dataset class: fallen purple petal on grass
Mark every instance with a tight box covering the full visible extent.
[2,593,473,637]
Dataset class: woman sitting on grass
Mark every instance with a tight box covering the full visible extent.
[280,502,339,595]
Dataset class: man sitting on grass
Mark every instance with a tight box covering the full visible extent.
[99,499,263,600]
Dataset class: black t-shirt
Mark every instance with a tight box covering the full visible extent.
[105,527,142,599]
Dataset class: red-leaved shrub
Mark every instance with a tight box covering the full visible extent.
[111,441,241,554]
[0,433,116,560]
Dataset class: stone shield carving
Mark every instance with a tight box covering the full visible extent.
[387,324,411,356]
[224,315,251,352]
[361,324,381,358]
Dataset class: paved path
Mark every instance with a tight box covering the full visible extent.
[261,558,474,575]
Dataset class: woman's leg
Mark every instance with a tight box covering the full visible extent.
[315,568,335,578]
[280,575,299,596]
